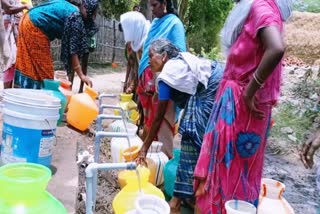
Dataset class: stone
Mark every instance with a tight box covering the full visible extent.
[288,134,297,142]
[280,127,294,134]
[310,93,319,101]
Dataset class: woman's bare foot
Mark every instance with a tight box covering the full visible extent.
[169,197,181,214]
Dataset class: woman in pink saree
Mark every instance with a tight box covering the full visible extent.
[193,0,293,213]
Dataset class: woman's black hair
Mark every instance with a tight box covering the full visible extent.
[157,0,178,16]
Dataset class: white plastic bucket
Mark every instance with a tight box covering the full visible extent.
[225,200,257,214]
[1,89,60,167]
[135,194,169,214]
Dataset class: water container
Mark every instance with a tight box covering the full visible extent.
[146,141,169,186]
[43,79,67,124]
[1,89,60,167]
[134,194,170,214]
[0,163,67,214]
[225,200,257,214]
[111,123,143,163]
[114,93,138,124]
[118,165,149,189]
[113,166,164,214]
[66,86,98,131]
[163,149,181,197]
[258,178,295,214]
[58,79,73,106]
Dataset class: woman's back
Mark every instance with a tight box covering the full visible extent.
[224,0,283,103]
[28,0,78,40]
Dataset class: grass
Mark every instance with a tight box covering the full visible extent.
[271,104,315,143]
[293,0,320,13]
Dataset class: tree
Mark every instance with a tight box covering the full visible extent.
[182,0,233,54]
[100,0,140,19]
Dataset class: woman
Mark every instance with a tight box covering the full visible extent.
[137,0,186,156]
[0,0,30,73]
[120,11,150,96]
[194,0,292,213]
[13,0,97,89]
[2,0,31,89]
[136,39,223,212]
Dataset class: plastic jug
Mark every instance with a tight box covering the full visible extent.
[118,165,149,189]
[114,93,138,124]
[66,86,98,131]
[111,123,143,163]
[43,79,67,125]
[58,79,73,106]
[225,200,257,214]
[0,163,67,214]
[145,141,169,186]
[163,149,181,197]
[258,178,295,214]
[113,166,164,214]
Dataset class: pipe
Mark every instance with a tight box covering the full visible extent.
[85,162,136,214]
[99,104,123,115]
[96,114,123,131]
[94,131,130,162]
[98,93,117,107]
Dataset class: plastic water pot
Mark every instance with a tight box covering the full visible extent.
[66,86,99,131]
[43,79,67,124]
[0,163,67,214]
[113,167,164,214]
[258,178,295,214]
[163,149,180,197]
[225,200,257,214]
[1,89,60,167]
[146,141,169,186]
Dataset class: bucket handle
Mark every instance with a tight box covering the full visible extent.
[44,119,57,147]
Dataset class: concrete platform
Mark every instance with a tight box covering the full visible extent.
[48,127,79,214]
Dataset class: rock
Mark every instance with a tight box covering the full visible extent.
[310,93,319,101]
[288,134,297,142]
[280,127,294,134]
[289,99,300,106]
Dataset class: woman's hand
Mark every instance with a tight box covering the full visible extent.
[300,131,320,169]
[80,75,93,88]
[135,149,148,167]
[194,179,206,197]
[243,88,265,120]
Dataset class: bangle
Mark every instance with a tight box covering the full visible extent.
[253,73,263,86]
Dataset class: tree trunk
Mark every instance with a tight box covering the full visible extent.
[178,0,189,24]
[140,0,152,21]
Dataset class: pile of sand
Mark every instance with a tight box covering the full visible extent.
[285,11,320,64]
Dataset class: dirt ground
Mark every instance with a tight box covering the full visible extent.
[285,11,320,64]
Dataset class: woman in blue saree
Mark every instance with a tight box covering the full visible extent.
[136,0,186,157]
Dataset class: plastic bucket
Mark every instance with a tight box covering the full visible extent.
[1,89,60,167]
[225,200,257,214]
[135,194,170,214]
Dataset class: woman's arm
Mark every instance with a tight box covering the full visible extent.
[71,54,93,87]
[136,99,169,165]
[243,26,285,119]
[1,0,31,14]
